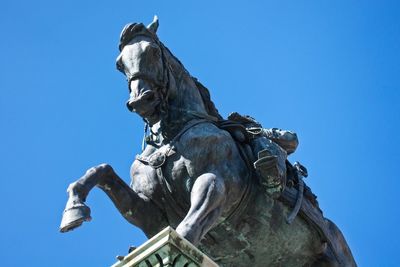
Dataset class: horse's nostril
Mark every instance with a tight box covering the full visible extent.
[126,90,156,114]
[126,101,134,112]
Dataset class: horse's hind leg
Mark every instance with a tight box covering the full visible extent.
[60,164,167,236]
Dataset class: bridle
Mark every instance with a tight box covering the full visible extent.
[118,24,217,145]
[118,28,185,144]
[117,23,172,103]
[124,39,172,94]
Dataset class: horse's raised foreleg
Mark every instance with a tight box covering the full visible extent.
[60,164,167,236]
[175,173,226,245]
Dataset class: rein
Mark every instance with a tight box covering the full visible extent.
[136,119,212,222]
[126,35,220,147]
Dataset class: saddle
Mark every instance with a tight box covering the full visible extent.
[219,113,289,198]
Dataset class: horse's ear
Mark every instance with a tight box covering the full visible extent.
[147,15,159,34]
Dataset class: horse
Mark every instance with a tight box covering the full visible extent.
[60,17,356,267]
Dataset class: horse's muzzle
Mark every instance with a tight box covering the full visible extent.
[126,90,156,113]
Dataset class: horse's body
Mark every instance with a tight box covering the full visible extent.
[60,18,356,266]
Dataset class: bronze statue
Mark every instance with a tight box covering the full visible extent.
[60,17,356,267]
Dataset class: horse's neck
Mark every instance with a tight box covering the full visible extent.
[162,47,208,117]
[172,75,207,115]
[160,57,209,139]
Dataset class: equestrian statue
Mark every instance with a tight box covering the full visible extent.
[60,17,356,267]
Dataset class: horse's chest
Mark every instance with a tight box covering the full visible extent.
[130,145,192,202]
[130,160,160,196]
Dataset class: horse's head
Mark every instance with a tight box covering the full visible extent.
[116,16,170,125]
[116,17,222,134]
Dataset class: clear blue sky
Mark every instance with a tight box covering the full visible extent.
[1,1,399,266]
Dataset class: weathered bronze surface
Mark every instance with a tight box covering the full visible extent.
[60,17,356,266]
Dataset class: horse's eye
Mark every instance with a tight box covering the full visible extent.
[153,47,161,57]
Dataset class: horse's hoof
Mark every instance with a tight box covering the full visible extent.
[59,203,91,233]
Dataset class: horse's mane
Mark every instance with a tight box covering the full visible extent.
[160,44,223,121]
[118,23,223,121]
[192,78,223,120]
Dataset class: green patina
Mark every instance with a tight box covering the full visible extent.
[112,227,218,267]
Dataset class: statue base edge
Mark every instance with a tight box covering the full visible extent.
[111,227,219,267]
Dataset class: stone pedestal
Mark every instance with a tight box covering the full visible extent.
[112,227,219,267]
